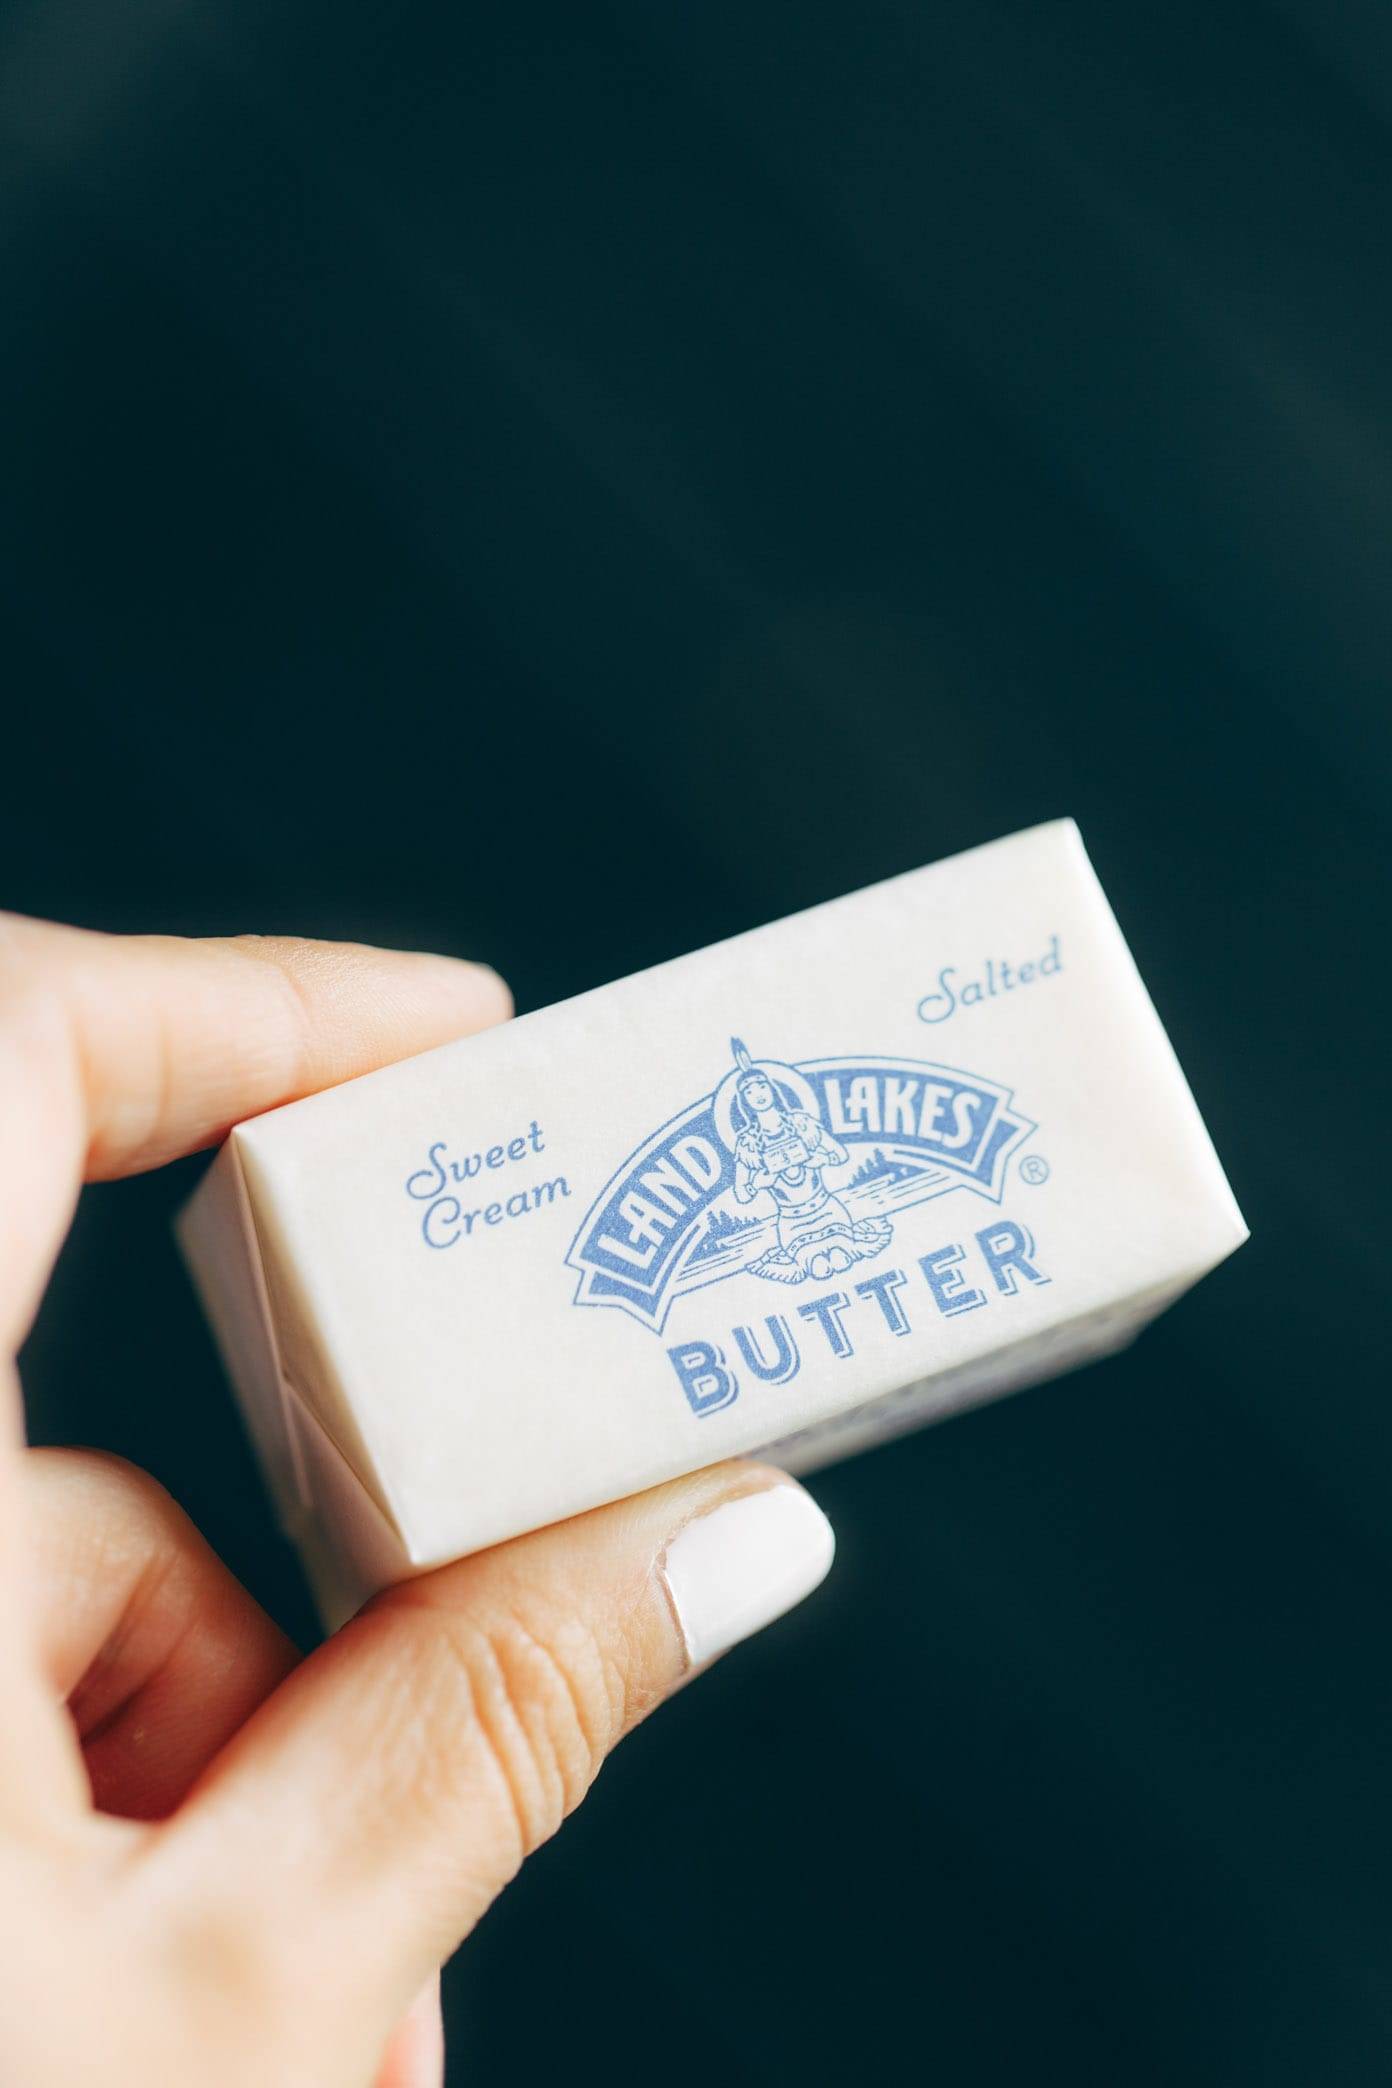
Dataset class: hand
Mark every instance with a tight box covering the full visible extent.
[0,917,835,2086]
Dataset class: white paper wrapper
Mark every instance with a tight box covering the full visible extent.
[179,819,1246,1623]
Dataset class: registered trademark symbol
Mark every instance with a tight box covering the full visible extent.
[1019,1154,1050,1186]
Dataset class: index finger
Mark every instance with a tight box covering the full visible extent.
[0,916,509,1351]
[0,917,507,1813]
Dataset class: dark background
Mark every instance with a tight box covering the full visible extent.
[4,2,1391,2081]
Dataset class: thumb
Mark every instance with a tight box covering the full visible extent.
[163,1466,832,2046]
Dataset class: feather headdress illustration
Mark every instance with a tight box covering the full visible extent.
[725,1037,892,1284]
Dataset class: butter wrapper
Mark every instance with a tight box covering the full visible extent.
[179,820,1246,1623]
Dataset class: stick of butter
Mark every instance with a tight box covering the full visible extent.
[178,820,1246,1624]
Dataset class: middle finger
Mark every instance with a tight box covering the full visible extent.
[26,1447,298,1820]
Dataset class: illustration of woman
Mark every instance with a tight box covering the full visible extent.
[727,1039,892,1284]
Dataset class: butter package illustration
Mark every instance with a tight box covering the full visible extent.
[179,820,1247,1623]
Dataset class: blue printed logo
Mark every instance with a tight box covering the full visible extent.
[566,1037,1036,1331]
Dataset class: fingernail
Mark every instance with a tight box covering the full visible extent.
[662,1485,835,1666]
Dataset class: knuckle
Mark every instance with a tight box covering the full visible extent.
[455,1608,611,1856]
[26,1450,209,1662]
[222,936,323,1089]
[478,1606,614,1826]
[33,1446,187,1547]
[372,1587,624,1865]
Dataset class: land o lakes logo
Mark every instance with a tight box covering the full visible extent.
[566,1038,1036,1332]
